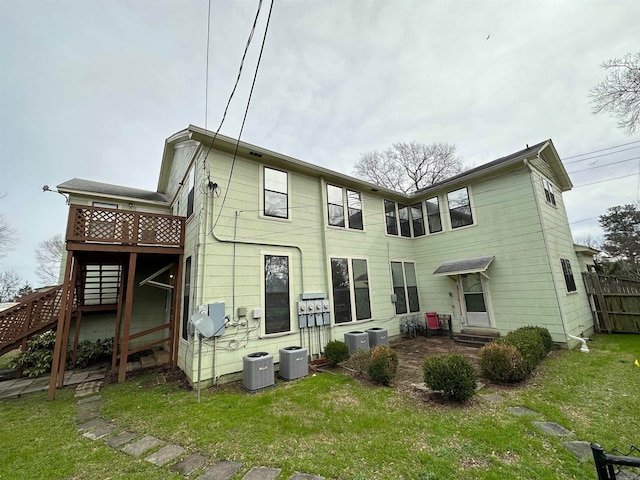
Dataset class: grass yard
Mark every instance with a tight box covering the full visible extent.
[0,334,638,479]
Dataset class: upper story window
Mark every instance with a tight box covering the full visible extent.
[447,187,473,228]
[560,258,577,293]
[330,257,372,324]
[542,178,556,206]
[385,200,426,237]
[327,185,363,230]
[264,254,291,334]
[425,197,443,234]
[186,165,195,218]
[410,203,425,237]
[384,200,398,235]
[264,167,288,219]
[391,261,420,315]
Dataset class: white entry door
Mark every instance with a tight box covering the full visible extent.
[461,273,491,327]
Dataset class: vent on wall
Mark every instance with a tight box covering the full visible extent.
[242,352,274,392]
[278,346,308,381]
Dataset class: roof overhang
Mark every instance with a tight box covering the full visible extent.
[574,244,600,256]
[433,255,495,277]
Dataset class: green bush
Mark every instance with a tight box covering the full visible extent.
[500,328,546,375]
[344,349,372,377]
[367,345,398,385]
[422,353,477,402]
[324,340,349,366]
[518,326,553,354]
[8,330,57,378]
[479,342,527,383]
[74,337,113,369]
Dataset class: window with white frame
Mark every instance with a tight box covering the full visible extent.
[542,178,556,206]
[384,200,398,235]
[263,167,288,219]
[447,187,473,228]
[410,202,425,237]
[391,261,420,314]
[425,197,443,233]
[331,257,371,324]
[560,258,577,293]
[186,165,195,218]
[385,200,425,237]
[327,185,363,230]
[264,254,291,334]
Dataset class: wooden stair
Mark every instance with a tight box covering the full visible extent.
[453,328,500,348]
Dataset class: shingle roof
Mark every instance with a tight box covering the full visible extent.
[57,178,168,203]
[433,255,495,276]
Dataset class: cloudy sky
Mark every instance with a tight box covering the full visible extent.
[1,0,639,287]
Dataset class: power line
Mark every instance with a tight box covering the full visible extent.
[561,139,640,161]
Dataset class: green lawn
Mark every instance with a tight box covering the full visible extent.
[1,334,638,479]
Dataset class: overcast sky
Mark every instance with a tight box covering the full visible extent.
[1,0,639,287]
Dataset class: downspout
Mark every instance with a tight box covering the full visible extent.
[524,158,569,340]
[567,333,589,352]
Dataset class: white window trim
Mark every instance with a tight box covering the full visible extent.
[326,184,365,232]
[445,185,477,231]
[259,165,292,222]
[424,196,445,236]
[260,250,294,337]
[389,259,421,316]
[457,273,495,328]
[328,255,373,325]
[542,177,557,207]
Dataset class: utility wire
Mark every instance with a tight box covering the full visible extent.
[212,0,275,230]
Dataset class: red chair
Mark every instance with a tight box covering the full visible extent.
[425,312,440,336]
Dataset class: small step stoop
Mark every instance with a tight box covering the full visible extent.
[453,329,500,348]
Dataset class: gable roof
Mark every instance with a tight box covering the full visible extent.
[57,178,169,204]
[416,139,572,196]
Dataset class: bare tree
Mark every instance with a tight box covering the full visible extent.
[573,232,600,249]
[0,271,21,302]
[0,213,17,260]
[589,51,640,134]
[353,142,463,194]
[35,233,65,285]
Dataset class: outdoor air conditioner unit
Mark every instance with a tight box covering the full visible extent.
[242,352,274,392]
[366,327,389,347]
[344,331,370,356]
[278,346,308,381]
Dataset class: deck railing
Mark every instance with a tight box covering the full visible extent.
[66,205,185,247]
[0,286,63,356]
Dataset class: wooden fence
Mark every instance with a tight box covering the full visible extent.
[582,272,640,333]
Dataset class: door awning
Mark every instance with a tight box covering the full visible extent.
[433,255,495,277]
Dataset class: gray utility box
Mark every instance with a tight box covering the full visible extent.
[344,331,370,355]
[242,352,274,392]
[366,327,389,347]
[278,346,308,381]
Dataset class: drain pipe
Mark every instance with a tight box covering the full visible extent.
[567,334,589,353]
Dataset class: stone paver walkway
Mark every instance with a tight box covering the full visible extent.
[0,367,106,399]
[71,378,325,479]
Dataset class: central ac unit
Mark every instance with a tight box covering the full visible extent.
[278,346,308,381]
[242,352,274,392]
[344,331,370,355]
[366,327,389,347]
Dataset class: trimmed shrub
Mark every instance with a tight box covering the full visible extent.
[367,345,398,385]
[324,340,349,366]
[518,326,553,354]
[479,342,527,383]
[74,337,113,369]
[500,328,546,375]
[8,330,56,378]
[344,349,372,377]
[422,353,477,402]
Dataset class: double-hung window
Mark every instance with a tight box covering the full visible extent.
[384,200,398,235]
[542,178,556,206]
[560,258,577,293]
[447,187,473,228]
[391,261,420,315]
[264,167,288,219]
[410,202,425,237]
[186,166,195,218]
[327,185,363,230]
[385,200,425,237]
[264,255,291,334]
[331,258,372,323]
[398,204,411,237]
[425,197,443,233]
